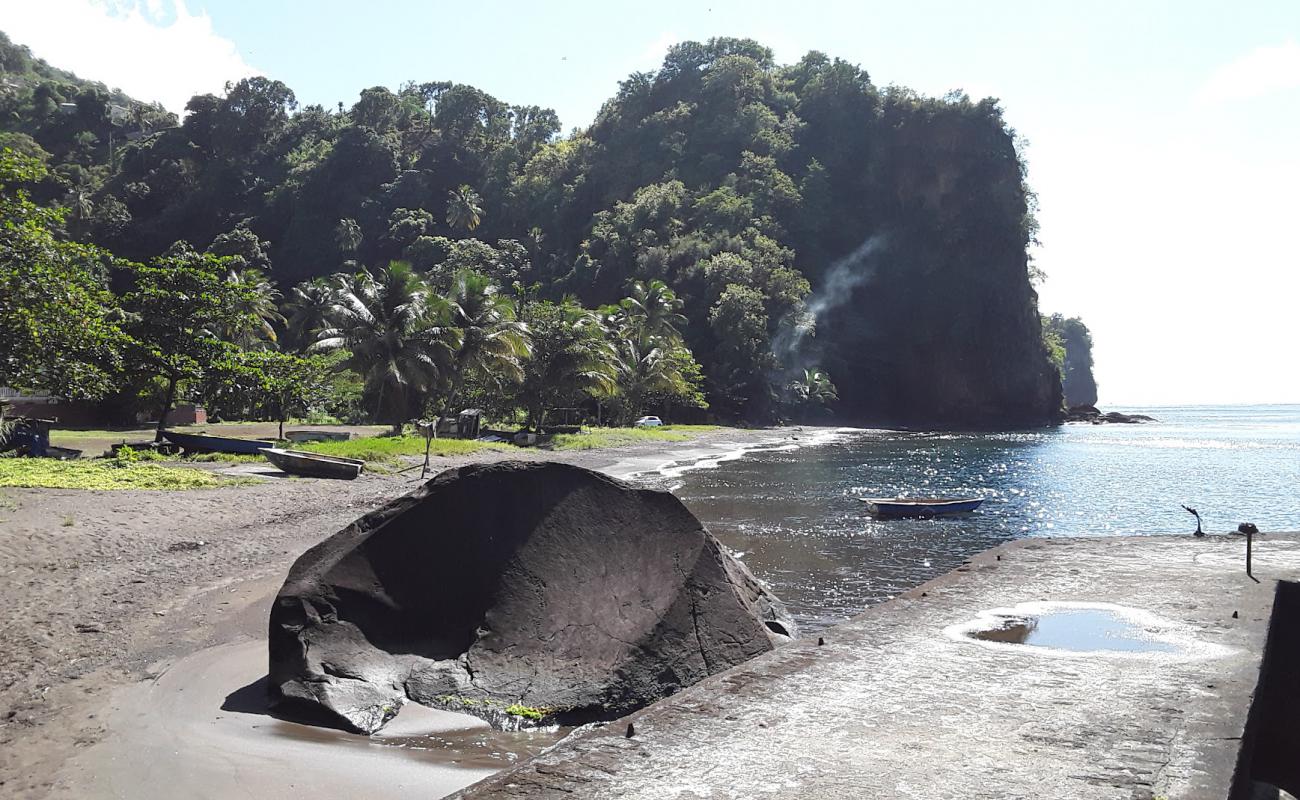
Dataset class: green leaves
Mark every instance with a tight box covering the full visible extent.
[0,149,127,399]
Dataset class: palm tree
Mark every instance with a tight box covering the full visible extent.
[618,279,687,343]
[225,268,285,347]
[518,300,618,431]
[283,278,337,353]
[334,218,362,256]
[445,184,483,232]
[314,261,458,431]
[443,270,530,412]
[614,334,686,422]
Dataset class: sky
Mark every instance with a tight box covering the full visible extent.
[4,0,1298,406]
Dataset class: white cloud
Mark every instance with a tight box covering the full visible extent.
[1197,40,1300,105]
[3,0,259,114]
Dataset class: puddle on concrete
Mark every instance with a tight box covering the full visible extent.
[946,601,1234,660]
[969,608,1179,654]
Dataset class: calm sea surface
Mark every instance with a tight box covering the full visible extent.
[656,405,1300,631]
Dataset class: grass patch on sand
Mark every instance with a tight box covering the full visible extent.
[0,459,237,490]
[549,425,723,451]
[183,451,267,464]
[298,435,510,464]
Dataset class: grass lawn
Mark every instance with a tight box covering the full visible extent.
[47,421,390,458]
[297,435,511,464]
[0,459,239,490]
[549,425,725,451]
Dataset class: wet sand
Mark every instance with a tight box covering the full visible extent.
[0,426,808,799]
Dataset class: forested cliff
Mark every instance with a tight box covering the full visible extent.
[1043,314,1098,408]
[2,34,1063,428]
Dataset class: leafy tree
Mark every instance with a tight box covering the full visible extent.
[708,284,775,419]
[243,350,333,439]
[122,246,259,440]
[314,261,456,431]
[785,367,838,421]
[0,150,126,400]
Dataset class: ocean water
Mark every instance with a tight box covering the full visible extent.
[655,405,1300,631]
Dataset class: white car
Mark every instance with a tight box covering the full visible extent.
[634,416,663,427]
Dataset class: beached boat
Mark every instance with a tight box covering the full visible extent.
[161,431,274,455]
[284,430,354,443]
[263,447,364,480]
[860,497,984,518]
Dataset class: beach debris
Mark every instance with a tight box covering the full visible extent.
[165,540,206,552]
[268,460,797,734]
[74,622,104,634]
[1181,505,1204,536]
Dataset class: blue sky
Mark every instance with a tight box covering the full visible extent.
[6,1,1299,405]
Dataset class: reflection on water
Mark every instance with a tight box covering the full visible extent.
[269,716,565,768]
[375,727,566,768]
[661,406,1300,631]
[969,609,1179,654]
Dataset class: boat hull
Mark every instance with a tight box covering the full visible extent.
[284,430,354,443]
[861,497,984,518]
[263,447,363,480]
[162,431,274,455]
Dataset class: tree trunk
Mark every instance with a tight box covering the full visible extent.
[155,375,178,443]
[278,416,285,441]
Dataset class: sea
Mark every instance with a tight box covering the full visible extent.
[650,405,1300,632]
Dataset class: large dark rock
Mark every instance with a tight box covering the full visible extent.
[268,461,796,734]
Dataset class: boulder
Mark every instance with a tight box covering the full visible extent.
[268,460,796,734]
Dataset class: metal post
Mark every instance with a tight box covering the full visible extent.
[1246,528,1253,578]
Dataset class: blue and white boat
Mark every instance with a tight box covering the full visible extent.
[860,496,984,518]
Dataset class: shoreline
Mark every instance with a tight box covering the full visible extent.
[0,425,838,798]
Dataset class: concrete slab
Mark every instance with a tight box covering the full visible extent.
[458,533,1300,800]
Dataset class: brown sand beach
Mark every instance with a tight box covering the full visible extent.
[0,426,794,799]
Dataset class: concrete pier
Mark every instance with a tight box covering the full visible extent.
[459,534,1300,799]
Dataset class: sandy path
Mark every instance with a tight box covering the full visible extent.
[0,428,788,798]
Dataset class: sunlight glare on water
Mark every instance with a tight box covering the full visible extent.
[658,406,1300,631]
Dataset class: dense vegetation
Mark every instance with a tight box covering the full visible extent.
[2,32,1067,428]
[1043,314,1098,408]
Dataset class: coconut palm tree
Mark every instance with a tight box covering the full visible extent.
[442,269,530,412]
[618,279,687,343]
[518,300,618,431]
[313,261,458,431]
[613,333,687,422]
[445,184,483,232]
[225,268,285,347]
[283,277,337,353]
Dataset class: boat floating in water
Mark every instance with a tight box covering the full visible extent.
[161,431,274,455]
[263,447,364,480]
[860,496,985,518]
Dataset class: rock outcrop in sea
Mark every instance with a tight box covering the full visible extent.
[267,461,796,734]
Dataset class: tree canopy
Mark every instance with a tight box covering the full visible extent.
[0,32,1069,427]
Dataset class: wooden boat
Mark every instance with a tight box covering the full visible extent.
[162,430,274,455]
[284,430,354,443]
[263,447,363,480]
[860,497,984,518]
